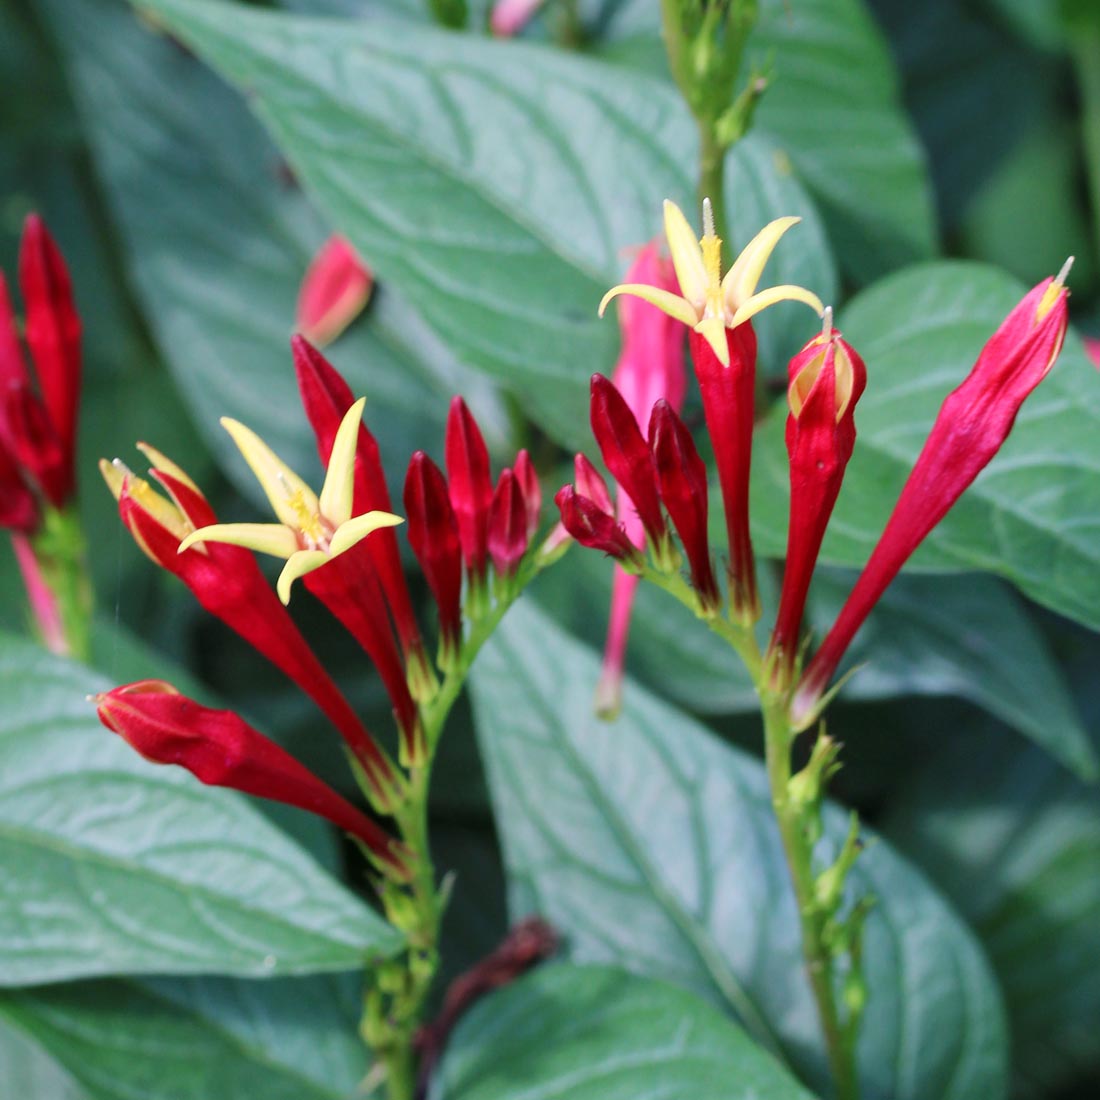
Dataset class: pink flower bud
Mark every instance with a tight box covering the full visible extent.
[489,0,547,36]
[94,681,411,881]
[793,271,1071,726]
[295,235,373,348]
[513,448,542,540]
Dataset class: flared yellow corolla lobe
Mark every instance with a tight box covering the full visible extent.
[599,198,825,366]
[99,456,198,558]
[177,398,403,604]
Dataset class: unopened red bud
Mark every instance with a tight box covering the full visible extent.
[0,435,36,532]
[573,453,613,515]
[649,400,719,610]
[295,235,373,347]
[404,451,464,653]
[445,397,494,582]
[513,449,541,539]
[589,374,666,547]
[19,215,81,501]
[554,485,642,567]
[488,468,528,578]
[94,681,411,881]
[4,384,67,507]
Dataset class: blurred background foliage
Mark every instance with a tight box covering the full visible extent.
[1,0,1099,1097]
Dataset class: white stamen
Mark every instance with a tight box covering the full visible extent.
[1055,256,1075,287]
[821,306,834,339]
[702,197,716,240]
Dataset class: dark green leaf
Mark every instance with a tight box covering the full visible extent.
[469,601,1008,1100]
[434,964,815,1100]
[40,0,473,504]
[0,632,402,985]
[751,262,1100,633]
[883,730,1100,1097]
[133,0,836,452]
[0,973,366,1100]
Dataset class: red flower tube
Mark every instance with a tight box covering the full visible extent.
[94,680,411,881]
[649,399,719,611]
[102,450,403,810]
[292,336,424,667]
[445,396,494,586]
[689,324,759,623]
[793,270,1071,726]
[769,319,866,681]
[404,450,464,663]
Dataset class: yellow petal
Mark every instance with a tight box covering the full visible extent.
[598,284,699,328]
[179,522,299,558]
[722,216,801,311]
[99,457,128,501]
[329,510,404,558]
[220,417,320,529]
[693,316,730,367]
[728,285,825,330]
[136,443,200,493]
[318,397,366,527]
[277,549,329,604]
[663,199,709,313]
[114,465,192,542]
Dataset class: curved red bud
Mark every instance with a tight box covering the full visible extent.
[445,396,494,582]
[95,681,410,881]
[295,235,372,347]
[554,485,642,566]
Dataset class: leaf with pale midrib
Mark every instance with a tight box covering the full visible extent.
[0,632,401,985]
[434,964,816,1100]
[469,600,1008,1100]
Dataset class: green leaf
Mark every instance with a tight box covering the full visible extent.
[0,973,366,1100]
[39,0,481,503]
[598,0,937,281]
[534,557,1095,779]
[751,262,1100,632]
[0,632,402,985]
[883,730,1100,1097]
[132,0,836,452]
[434,964,815,1100]
[0,1016,90,1100]
[469,601,1008,1100]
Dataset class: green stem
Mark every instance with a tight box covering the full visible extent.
[1071,24,1100,267]
[698,123,730,248]
[762,699,858,1100]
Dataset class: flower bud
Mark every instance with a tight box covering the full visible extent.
[513,448,542,540]
[488,468,529,580]
[648,400,719,611]
[94,681,411,881]
[445,396,494,585]
[295,235,372,347]
[554,486,642,568]
[794,269,1072,727]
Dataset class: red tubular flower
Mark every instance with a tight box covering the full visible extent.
[689,324,759,623]
[793,271,1071,726]
[292,336,424,666]
[649,399,719,611]
[94,681,411,881]
[102,449,403,810]
[445,397,494,587]
[514,449,541,540]
[769,319,866,680]
[488,468,528,580]
[295,235,373,348]
[554,485,642,566]
[573,454,614,514]
[404,451,464,662]
[588,373,666,548]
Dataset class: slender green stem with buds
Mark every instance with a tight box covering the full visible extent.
[360,548,559,1100]
[642,559,865,1100]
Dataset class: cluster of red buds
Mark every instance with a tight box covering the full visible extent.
[559,199,1073,724]
[96,335,543,882]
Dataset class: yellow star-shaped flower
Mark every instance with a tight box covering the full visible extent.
[599,198,825,366]
[178,398,402,603]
